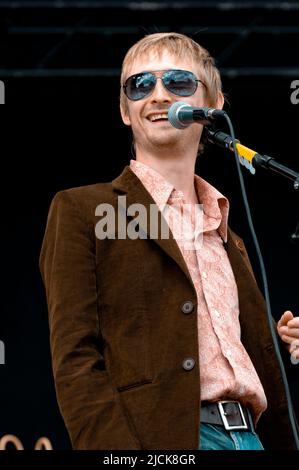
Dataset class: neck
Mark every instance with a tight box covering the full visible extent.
[135,145,199,204]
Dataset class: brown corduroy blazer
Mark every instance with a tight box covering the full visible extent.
[40,165,298,450]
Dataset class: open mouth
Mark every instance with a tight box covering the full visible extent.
[147,113,169,123]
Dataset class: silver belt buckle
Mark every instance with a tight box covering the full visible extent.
[217,400,248,431]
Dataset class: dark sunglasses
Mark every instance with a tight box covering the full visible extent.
[123,69,206,101]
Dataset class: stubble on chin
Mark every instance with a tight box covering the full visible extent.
[147,128,183,150]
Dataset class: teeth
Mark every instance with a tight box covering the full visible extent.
[149,113,168,122]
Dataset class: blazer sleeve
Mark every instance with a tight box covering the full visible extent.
[39,190,141,450]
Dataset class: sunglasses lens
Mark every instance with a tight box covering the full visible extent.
[124,70,199,100]
[125,72,156,100]
[163,70,198,96]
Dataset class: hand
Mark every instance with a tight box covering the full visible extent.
[277,310,299,363]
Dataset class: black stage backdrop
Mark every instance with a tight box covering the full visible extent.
[0,0,298,450]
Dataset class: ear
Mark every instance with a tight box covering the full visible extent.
[216,91,225,110]
[120,102,131,126]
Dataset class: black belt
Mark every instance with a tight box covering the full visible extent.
[200,401,255,432]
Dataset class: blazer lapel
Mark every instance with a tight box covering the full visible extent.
[112,165,194,286]
[225,228,271,347]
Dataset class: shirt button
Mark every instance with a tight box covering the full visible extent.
[202,272,208,279]
[182,358,195,371]
[181,301,194,314]
[214,309,220,318]
[226,350,232,357]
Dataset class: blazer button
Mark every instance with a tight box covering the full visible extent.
[182,358,195,371]
[181,301,194,314]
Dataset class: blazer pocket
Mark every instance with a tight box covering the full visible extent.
[101,305,153,391]
[117,379,153,393]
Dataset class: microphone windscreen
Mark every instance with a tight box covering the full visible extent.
[168,101,191,129]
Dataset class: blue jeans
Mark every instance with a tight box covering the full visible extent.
[199,423,264,450]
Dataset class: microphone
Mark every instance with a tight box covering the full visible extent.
[168,101,226,129]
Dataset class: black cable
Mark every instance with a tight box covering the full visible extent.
[222,112,299,449]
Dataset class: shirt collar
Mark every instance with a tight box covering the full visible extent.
[194,174,229,243]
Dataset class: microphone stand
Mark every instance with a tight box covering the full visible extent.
[203,127,299,242]
[204,127,299,190]
[254,154,299,191]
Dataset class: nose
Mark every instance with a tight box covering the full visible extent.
[149,77,172,103]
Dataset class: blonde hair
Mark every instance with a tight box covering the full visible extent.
[120,32,223,115]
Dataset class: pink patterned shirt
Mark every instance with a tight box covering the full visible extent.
[130,159,267,425]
